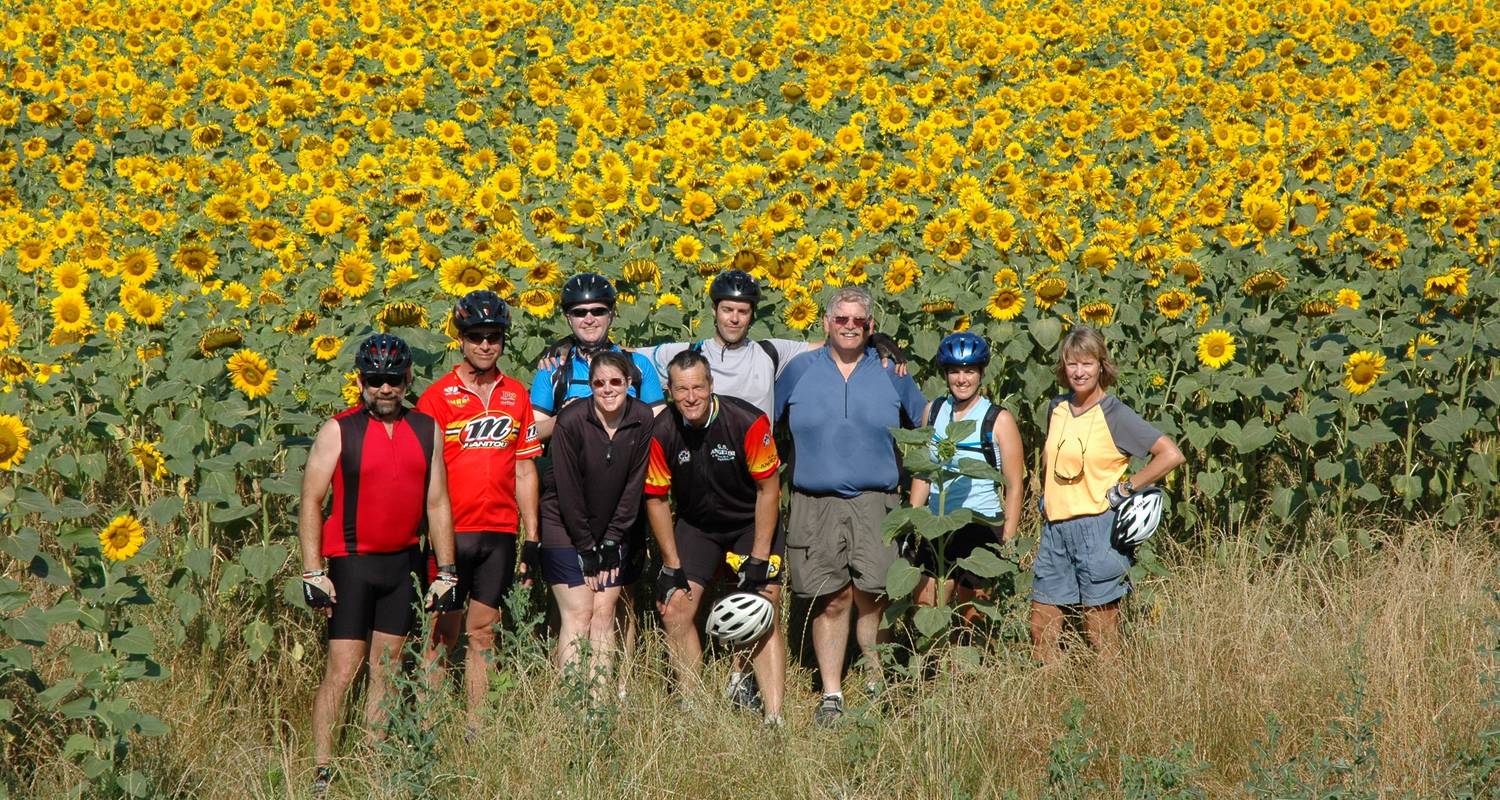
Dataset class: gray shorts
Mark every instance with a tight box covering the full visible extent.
[785,490,899,598]
[1031,509,1131,607]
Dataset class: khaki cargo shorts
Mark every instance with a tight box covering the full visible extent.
[785,490,899,598]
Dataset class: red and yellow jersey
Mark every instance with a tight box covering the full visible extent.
[646,395,779,531]
[416,367,541,533]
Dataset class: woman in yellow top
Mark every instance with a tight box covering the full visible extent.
[1031,326,1184,663]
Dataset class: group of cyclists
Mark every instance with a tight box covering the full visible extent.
[296,269,1185,790]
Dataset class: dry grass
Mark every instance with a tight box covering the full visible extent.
[17,523,1498,799]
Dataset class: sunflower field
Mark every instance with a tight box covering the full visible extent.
[0,0,1497,793]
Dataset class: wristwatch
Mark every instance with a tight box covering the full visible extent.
[1119,480,1135,496]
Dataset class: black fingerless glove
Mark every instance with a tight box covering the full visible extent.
[868,332,908,364]
[655,566,690,605]
[521,540,542,580]
[598,540,622,571]
[736,556,773,590]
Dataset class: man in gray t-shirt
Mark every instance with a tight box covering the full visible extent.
[636,271,906,417]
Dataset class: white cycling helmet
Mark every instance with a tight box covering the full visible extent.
[705,592,775,647]
[1111,487,1166,548]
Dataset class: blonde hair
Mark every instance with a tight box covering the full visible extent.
[1053,325,1119,389]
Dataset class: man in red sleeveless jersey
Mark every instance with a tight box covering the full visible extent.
[298,334,457,792]
[416,291,541,729]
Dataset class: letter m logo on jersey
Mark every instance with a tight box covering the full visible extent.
[458,414,516,449]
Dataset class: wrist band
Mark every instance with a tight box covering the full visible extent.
[302,570,325,578]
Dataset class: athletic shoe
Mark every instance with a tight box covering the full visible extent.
[725,672,763,715]
[310,766,333,796]
[814,693,844,725]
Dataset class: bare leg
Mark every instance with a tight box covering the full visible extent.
[659,580,707,692]
[749,585,786,718]
[587,586,623,687]
[1082,600,1122,660]
[421,611,463,694]
[461,601,501,725]
[811,585,853,695]
[614,590,637,697]
[850,587,889,681]
[1030,601,1066,664]
[552,583,596,671]
[313,639,368,767]
[363,632,407,741]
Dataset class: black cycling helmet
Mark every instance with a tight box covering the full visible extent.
[560,272,617,310]
[709,269,762,307]
[935,332,990,368]
[452,290,511,333]
[355,333,413,374]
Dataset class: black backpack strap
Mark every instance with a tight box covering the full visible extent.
[756,339,780,376]
[551,350,572,415]
[926,396,947,428]
[980,403,1002,469]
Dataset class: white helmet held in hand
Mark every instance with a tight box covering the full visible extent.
[706,592,774,646]
[1111,487,1166,548]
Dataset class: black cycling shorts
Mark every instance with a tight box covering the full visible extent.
[675,517,784,587]
[427,532,517,610]
[907,522,1000,589]
[327,548,422,641]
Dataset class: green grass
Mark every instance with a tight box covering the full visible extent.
[11,523,1499,799]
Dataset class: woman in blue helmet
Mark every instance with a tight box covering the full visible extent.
[905,332,1026,616]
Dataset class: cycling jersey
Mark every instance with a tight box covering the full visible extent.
[416,368,541,533]
[529,343,664,415]
[321,406,436,558]
[645,395,779,532]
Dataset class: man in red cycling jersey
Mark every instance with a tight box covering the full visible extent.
[299,334,458,793]
[416,291,542,728]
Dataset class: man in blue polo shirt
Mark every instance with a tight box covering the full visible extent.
[773,286,925,725]
[530,272,665,441]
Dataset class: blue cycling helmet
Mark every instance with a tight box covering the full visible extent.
[935,332,990,367]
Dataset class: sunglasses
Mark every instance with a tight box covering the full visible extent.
[361,373,406,389]
[831,315,870,328]
[591,377,626,388]
[1052,437,1087,483]
[567,306,612,319]
[463,331,504,344]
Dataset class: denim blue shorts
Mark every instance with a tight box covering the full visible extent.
[1031,508,1131,607]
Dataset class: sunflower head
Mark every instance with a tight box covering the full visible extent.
[1342,351,1386,395]
[1196,329,1236,369]
[0,414,30,470]
[99,514,146,562]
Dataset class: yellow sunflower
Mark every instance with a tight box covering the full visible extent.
[332,252,375,299]
[0,414,30,470]
[882,258,920,295]
[673,234,704,263]
[304,195,347,236]
[341,371,361,407]
[1034,277,1067,309]
[517,288,557,318]
[1079,301,1115,326]
[126,290,167,327]
[1335,289,1361,309]
[51,261,88,294]
[0,300,19,349]
[130,441,169,480]
[376,302,428,330]
[173,242,219,281]
[437,256,491,297]
[118,247,159,286]
[680,190,717,223]
[1196,329,1236,369]
[1155,289,1193,320]
[226,349,277,400]
[1241,269,1287,296]
[98,514,146,562]
[198,326,243,356]
[986,286,1026,320]
[310,335,344,361]
[50,292,92,333]
[784,296,819,330]
[1342,351,1386,395]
